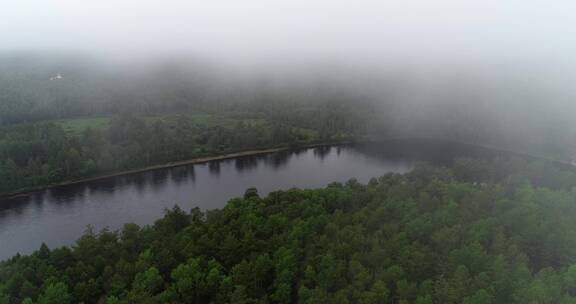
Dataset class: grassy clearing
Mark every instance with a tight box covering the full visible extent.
[294,127,319,141]
[145,112,267,129]
[21,112,316,141]
[57,117,110,134]
[52,112,269,135]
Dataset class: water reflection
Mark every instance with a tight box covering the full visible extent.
[313,146,332,159]
[0,140,516,259]
[88,178,117,195]
[126,172,149,192]
[208,161,221,176]
[171,166,195,185]
[264,150,292,170]
[150,170,170,190]
[49,185,85,204]
[0,196,28,219]
[336,146,343,155]
[235,155,259,172]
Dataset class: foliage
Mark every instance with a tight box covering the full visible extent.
[0,109,362,194]
[2,160,576,303]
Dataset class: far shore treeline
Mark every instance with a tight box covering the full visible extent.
[1,55,576,196]
[3,2,576,303]
[0,110,363,195]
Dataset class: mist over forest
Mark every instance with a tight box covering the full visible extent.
[3,1,576,160]
[2,52,575,160]
[4,1,576,303]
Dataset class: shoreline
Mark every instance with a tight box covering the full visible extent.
[362,136,576,168]
[0,142,349,200]
[2,137,573,200]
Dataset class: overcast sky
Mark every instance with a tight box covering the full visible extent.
[2,0,575,67]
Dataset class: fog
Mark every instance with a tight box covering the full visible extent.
[2,0,576,158]
[3,0,576,64]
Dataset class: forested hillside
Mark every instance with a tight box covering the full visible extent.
[0,55,371,194]
[0,55,374,126]
[5,2,576,304]
[3,158,576,303]
[0,109,364,194]
[2,54,576,164]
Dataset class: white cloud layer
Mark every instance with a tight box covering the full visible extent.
[2,0,575,66]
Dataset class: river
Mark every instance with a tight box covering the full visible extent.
[0,139,509,260]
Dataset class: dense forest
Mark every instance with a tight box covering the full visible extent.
[0,108,365,194]
[5,1,576,303]
[0,54,373,194]
[0,54,374,125]
[3,53,576,304]
[1,54,575,163]
[6,0,576,302]
[3,158,576,303]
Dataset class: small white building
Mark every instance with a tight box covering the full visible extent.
[50,73,63,81]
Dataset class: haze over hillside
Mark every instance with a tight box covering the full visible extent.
[2,0,576,158]
[5,2,576,304]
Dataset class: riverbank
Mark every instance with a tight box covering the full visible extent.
[365,136,576,169]
[4,137,573,200]
[0,142,349,200]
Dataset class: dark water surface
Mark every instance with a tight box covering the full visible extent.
[0,139,508,259]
